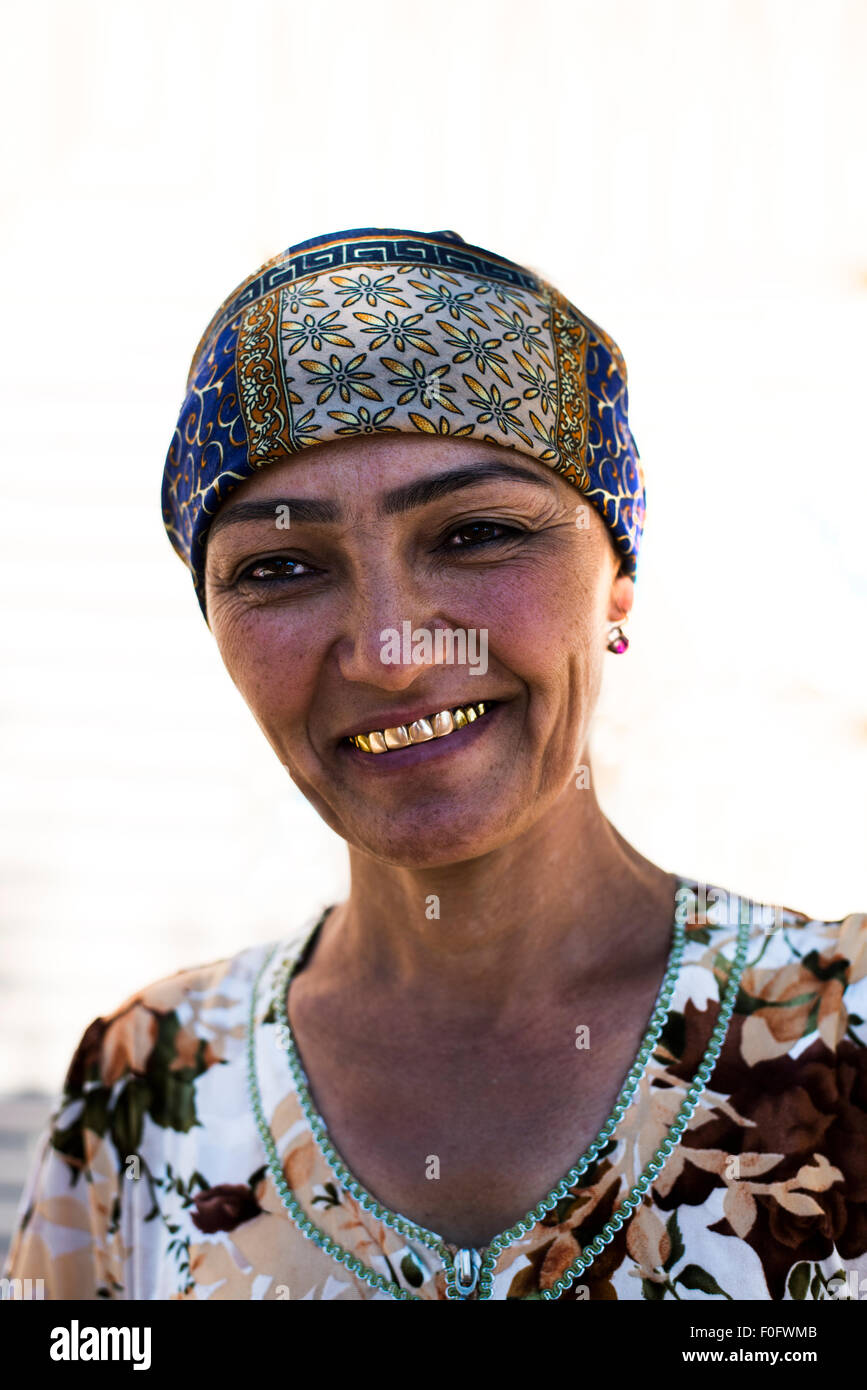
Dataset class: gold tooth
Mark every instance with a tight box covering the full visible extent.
[408,718,434,743]
[432,709,454,737]
[351,701,494,752]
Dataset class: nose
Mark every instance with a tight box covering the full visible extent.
[333,560,442,691]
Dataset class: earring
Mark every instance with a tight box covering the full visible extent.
[607,622,629,654]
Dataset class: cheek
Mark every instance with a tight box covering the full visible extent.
[214,607,321,727]
[479,558,603,683]
[483,560,607,789]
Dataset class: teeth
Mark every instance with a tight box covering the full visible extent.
[349,702,494,754]
[408,718,434,744]
[384,725,411,750]
[432,710,454,737]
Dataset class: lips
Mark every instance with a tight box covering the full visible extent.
[345,700,495,755]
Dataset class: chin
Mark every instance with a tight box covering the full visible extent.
[344,804,521,870]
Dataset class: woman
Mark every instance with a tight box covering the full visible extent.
[5,226,865,1301]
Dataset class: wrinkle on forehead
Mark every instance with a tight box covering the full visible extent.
[208,435,573,533]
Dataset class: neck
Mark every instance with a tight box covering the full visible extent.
[308,762,679,1025]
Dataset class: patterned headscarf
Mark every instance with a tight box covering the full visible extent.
[162,226,645,621]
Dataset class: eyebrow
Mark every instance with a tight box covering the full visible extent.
[207,460,557,540]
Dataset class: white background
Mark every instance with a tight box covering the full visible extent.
[1,0,865,1092]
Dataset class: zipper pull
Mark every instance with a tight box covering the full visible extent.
[453,1247,482,1298]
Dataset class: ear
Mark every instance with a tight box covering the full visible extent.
[607,572,634,624]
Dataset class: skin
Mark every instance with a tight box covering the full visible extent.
[205,433,679,1250]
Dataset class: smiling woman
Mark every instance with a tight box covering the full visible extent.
[203,433,633,868]
[4,227,865,1302]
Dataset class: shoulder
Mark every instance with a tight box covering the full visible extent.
[654,887,867,1298]
[677,879,867,1060]
[743,902,867,1058]
[62,937,280,1096]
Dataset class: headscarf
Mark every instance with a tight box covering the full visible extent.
[161,226,645,621]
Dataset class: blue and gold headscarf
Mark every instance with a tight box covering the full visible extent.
[162,226,645,621]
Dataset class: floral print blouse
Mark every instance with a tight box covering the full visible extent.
[4,877,866,1301]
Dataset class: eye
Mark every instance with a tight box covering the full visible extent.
[236,555,315,584]
[443,520,521,549]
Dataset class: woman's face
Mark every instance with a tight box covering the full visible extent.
[204,435,633,867]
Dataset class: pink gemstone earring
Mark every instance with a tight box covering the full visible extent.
[607,623,629,654]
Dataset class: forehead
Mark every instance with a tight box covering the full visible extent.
[224,434,565,501]
[203,435,614,571]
